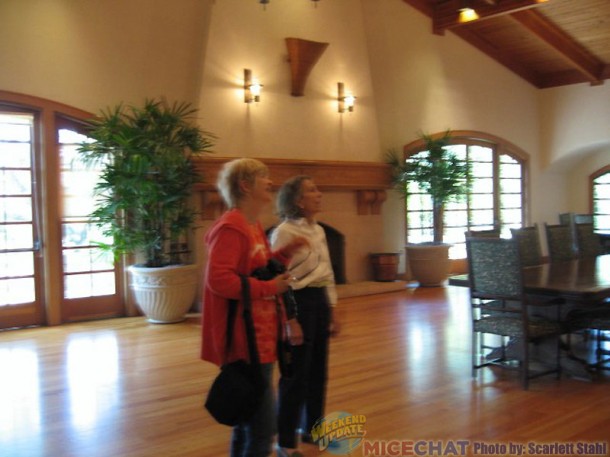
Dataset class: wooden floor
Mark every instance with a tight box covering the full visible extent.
[1,285,610,457]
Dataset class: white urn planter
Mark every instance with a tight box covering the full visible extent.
[405,243,452,287]
[128,264,199,323]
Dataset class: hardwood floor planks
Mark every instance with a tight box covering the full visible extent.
[1,285,609,457]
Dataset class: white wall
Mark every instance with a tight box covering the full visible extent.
[0,0,212,111]
[540,83,610,168]
[539,83,610,217]
[196,0,381,162]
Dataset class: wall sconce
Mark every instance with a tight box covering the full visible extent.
[337,82,356,113]
[244,68,263,103]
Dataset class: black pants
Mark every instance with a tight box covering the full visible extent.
[277,287,331,448]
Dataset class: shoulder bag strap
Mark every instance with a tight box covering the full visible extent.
[240,275,261,367]
[224,298,238,357]
[223,275,261,368]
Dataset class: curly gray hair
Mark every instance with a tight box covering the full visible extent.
[276,175,311,220]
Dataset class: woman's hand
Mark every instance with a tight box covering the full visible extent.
[275,272,294,295]
[285,318,304,346]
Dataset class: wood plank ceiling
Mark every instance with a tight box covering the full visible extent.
[402,0,610,88]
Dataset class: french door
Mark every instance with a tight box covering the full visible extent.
[0,111,44,329]
[57,119,123,323]
[0,96,124,329]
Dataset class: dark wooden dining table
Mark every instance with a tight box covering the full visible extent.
[449,254,610,379]
[449,254,610,306]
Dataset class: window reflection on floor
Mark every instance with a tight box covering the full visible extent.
[66,333,119,431]
[0,332,121,456]
[0,345,42,452]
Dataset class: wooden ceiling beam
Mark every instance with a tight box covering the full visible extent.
[511,9,604,85]
[401,0,433,17]
[432,0,545,35]
[452,26,543,88]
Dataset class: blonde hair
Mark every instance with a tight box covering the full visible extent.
[216,158,269,208]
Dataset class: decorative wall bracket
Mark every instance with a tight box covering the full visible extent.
[192,156,392,219]
[356,190,387,215]
[285,37,329,97]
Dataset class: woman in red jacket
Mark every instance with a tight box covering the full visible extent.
[201,158,304,457]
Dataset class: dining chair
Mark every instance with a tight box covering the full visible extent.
[466,237,564,389]
[566,308,610,371]
[510,224,543,267]
[464,229,500,238]
[544,223,578,262]
[574,223,603,258]
[558,213,595,252]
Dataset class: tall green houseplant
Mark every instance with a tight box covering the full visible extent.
[387,130,469,244]
[78,99,215,268]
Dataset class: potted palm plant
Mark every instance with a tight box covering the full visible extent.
[78,99,215,322]
[387,130,469,286]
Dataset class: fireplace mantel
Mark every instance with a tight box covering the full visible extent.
[192,156,392,219]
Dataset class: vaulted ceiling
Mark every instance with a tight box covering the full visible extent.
[402,0,610,88]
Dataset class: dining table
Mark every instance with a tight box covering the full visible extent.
[449,254,610,380]
[449,253,610,306]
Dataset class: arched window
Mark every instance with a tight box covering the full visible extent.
[590,166,610,232]
[403,131,528,259]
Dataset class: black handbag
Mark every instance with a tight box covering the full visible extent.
[205,275,266,426]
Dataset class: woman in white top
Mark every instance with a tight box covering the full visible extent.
[270,175,340,457]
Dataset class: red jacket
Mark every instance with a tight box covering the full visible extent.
[200,209,290,366]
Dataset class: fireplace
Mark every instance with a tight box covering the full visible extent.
[319,222,346,284]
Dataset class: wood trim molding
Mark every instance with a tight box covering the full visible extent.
[192,156,392,219]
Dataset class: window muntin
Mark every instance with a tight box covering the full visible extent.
[405,136,526,259]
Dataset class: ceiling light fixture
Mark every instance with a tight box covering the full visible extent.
[458,6,479,23]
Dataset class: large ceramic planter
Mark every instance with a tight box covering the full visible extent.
[128,264,198,323]
[405,243,452,287]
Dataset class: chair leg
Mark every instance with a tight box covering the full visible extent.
[472,331,478,379]
[522,339,529,390]
[556,334,562,380]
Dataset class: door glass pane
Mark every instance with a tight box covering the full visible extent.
[0,277,35,305]
[1,169,31,195]
[64,272,116,298]
[0,197,32,222]
[59,128,116,299]
[1,252,34,276]
[0,224,34,250]
[63,248,114,273]
[0,113,37,307]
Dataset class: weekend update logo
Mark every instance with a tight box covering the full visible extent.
[310,411,367,454]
